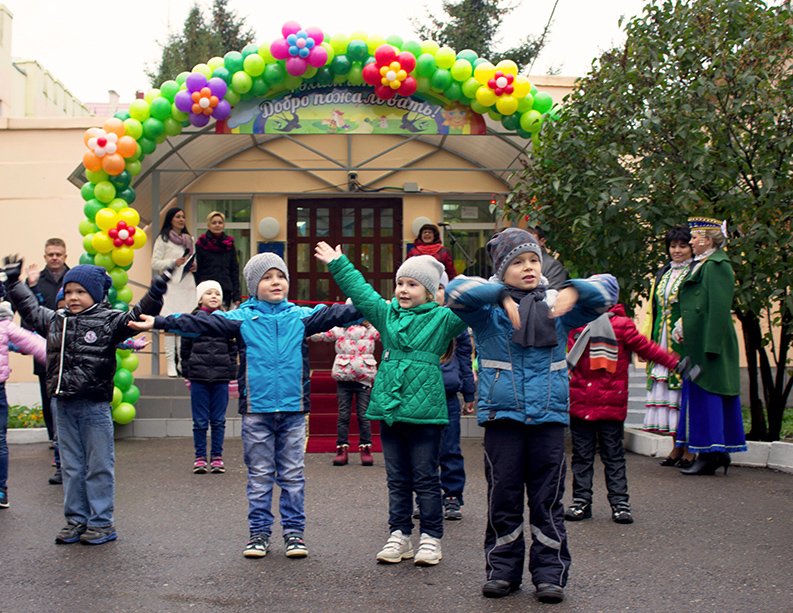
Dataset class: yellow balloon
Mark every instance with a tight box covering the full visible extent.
[496,95,519,115]
[132,228,148,250]
[495,59,519,76]
[513,76,531,99]
[473,62,496,85]
[117,207,141,228]
[111,246,135,267]
[144,88,161,103]
[367,35,386,54]
[475,87,497,107]
[95,208,119,231]
[91,232,114,254]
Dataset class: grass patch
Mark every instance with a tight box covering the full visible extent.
[742,407,793,441]
[7,404,45,429]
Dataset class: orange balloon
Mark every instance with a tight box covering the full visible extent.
[103,117,125,138]
[192,103,202,114]
[191,91,201,102]
[83,151,102,172]
[102,153,126,175]
[83,127,101,148]
[116,135,137,158]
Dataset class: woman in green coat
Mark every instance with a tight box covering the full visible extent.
[674,217,746,475]
[315,243,468,567]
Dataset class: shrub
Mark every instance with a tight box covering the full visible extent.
[7,404,45,429]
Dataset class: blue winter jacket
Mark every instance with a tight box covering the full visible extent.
[154,298,360,414]
[445,276,616,426]
[441,330,476,402]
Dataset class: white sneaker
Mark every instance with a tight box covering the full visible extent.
[414,533,442,566]
[376,530,414,563]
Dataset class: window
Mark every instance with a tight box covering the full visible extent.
[195,198,252,294]
[441,198,501,277]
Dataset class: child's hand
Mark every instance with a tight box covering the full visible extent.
[462,401,475,415]
[25,263,40,287]
[550,287,579,318]
[128,314,155,332]
[134,335,151,350]
[315,242,342,264]
[501,296,521,329]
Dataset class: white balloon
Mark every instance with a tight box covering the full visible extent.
[258,216,280,240]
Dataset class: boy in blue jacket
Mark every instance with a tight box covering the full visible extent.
[131,253,359,559]
[445,228,617,604]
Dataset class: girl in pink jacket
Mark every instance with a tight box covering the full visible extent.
[0,299,47,509]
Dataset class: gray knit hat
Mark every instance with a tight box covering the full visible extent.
[243,253,289,297]
[395,255,444,296]
[487,228,543,281]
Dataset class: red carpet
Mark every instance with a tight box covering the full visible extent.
[306,370,381,453]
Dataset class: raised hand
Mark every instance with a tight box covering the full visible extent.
[128,314,155,332]
[501,295,521,329]
[25,263,41,287]
[314,242,342,264]
[550,287,579,318]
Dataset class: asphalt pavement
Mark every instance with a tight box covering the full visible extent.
[1,437,792,613]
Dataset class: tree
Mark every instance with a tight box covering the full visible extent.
[412,0,546,70]
[510,0,793,439]
[147,1,254,88]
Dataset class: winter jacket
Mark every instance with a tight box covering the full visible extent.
[313,323,380,387]
[151,235,197,316]
[0,319,46,382]
[327,255,467,426]
[195,232,241,304]
[180,309,238,383]
[679,249,740,396]
[407,242,457,280]
[17,265,68,375]
[154,298,360,414]
[446,275,617,427]
[8,279,164,402]
[441,330,476,402]
[567,304,679,422]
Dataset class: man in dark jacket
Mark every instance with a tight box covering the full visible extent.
[531,226,568,290]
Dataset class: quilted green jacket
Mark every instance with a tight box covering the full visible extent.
[327,255,467,425]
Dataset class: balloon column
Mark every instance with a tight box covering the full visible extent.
[78,20,558,424]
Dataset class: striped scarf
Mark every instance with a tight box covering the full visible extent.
[567,312,618,373]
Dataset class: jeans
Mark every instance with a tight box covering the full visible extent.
[242,412,306,536]
[440,393,466,503]
[336,381,372,446]
[569,418,628,507]
[52,397,115,528]
[0,384,8,491]
[380,422,444,539]
[190,381,228,459]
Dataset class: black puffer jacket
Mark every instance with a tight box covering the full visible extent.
[9,279,164,402]
[195,233,241,304]
[180,309,238,383]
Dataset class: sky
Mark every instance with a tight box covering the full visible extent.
[4,0,648,103]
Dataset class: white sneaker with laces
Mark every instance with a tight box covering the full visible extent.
[376,530,414,563]
[414,533,442,566]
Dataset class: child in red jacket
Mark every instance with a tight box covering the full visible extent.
[564,297,679,524]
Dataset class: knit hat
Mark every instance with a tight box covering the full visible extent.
[487,228,543,281]
[243,253,289,297]
[63,265,112,304]
[439,272,449,288]
[0,300,12,321]
[56,288,64,303]
[395,255,444,296]
[196,280,223,304]
[586,274,620,305]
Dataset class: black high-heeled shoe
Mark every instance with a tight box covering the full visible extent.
[714,452,731,475]
[680,453,719,475]
[677,457,695,469]
[659,456,680,467]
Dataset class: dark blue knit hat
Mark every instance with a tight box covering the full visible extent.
[487,227,543,281]
[63,265,112,304]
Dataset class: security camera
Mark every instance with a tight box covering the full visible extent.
[347,171,359,191]
[348,171,358,181]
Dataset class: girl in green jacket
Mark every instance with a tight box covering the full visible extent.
[315,243,468,568]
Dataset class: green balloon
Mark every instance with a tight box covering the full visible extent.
[82,234,97,255]
[403,41,422,57]
[80,182,95,201]
[85,169,109,184]
[114,111,130,121]
[415,76,431,93]
[175,72,190,85]
[347,40,369,62]
[123,118,143,140]
[331,55,351,76]
[110,268,128,289]
[114,367,133,391]
[113,301,129,312]
[250,76,268,97]
[163,118,182,137]
[416,54,437,78]
[224,51,244,73]
[456,49,478,64]
[128,99,150,122]
[160,80,180,102]
[213,66,231,84]
[264,63,286,85]
[430,69,452,92]
[139,137,156,155]
[79,253,95,266]
[444,82,462,101]
[315,67,334,85]
[501,114,520,131]
[533,92,554,114]
[118,188,136,205]
[109,170,131,190]
[120,353,138,372]
[78,218,96,236]
[112,402,136,425]
[231,70,253,94]
[142,118,164,140]
[108,198,127,213]
[519,109,544,133]
[149,97,172,121]
[385,35,404,49]
[122,384,140,405]
[241,43,259,57]
[243,53,265,77]
[112,386,123,408]
[94,181,116,204]
[470,100,489,115]
[83,199,103,221]
[95,253,114,271]
[348,64,364,86]
[107,286,117,303]
[172,106,189,122]
[461,77,480,100]
[117,286,133,304]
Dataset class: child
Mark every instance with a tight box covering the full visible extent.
[129,253,360,559]
[181,281,238,474]
[445,228,618,604]
[312,311,379,466]
[4,260,166,544]
[0,287,47,509]
[565,295,680,525]
[315,243,467,567]
[436,273,475,521]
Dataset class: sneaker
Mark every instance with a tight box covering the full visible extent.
[536,583,565,604]
[376,530,414,563]
[359,444,374,466]
[210,457,225,474]
[193,458,208,474]
[0,489,8,509]
[564,500,592,521]
[243,534,270,558]
[80,525,117,545]
[284,533,309,558]
[55,522,87,544]
[414,533,442,566]
[443,496,463,520]
[611,503,634,524]
[49,468,63,485]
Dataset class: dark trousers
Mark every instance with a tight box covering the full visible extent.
[439,393,466,503]
[483,421,571,588]
[38,373,55,441]
[569,417,628,507]
[190,381,229,459]
[336,381,372,446]
[380,422,444,538]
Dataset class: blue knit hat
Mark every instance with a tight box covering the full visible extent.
[487,228,543,281]
[586,274,620,305]
[63,265,112,304]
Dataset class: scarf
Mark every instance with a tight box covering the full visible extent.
[168,230,194,255]
[505,286,557,348]
[197,231,234,253]
[412,242,443,256]
[566,312,618,373]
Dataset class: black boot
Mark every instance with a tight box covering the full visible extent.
[680,453,718,475]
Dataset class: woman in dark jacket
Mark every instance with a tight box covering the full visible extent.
[407,224,457,280]
[195,211,241,308]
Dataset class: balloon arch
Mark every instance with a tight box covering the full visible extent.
[77,21,556,424]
